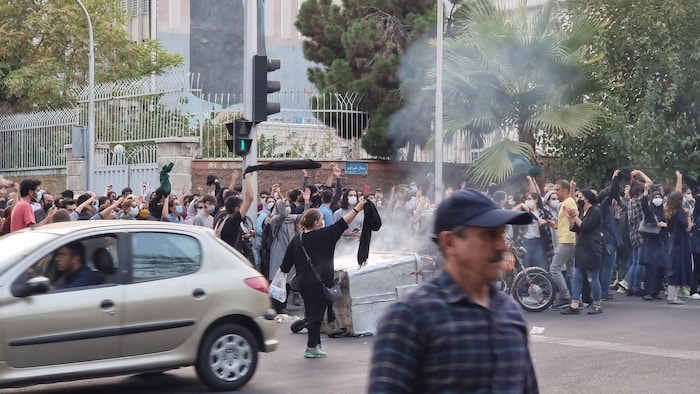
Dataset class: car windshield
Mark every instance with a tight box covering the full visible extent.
[0,232,58,276]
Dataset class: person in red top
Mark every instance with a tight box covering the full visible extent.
[10,179,54,232]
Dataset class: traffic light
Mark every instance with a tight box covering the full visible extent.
[225,119,254,156]
[252,55,281,123]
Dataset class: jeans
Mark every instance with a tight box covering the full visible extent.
[600,240,617,294]
[550,243,575,300]
[627,246,644,292]
[572,266,602,303]
[522,238,546,269]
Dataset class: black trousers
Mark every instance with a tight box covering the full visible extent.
[298,273,328,348]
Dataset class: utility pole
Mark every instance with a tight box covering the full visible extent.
[435,0,444,204]
[243,0,259,220]
[76,0,95,192]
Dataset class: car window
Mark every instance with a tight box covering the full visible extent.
[131,232,202,282]
[0,232,57,276]
[23,235,119,292]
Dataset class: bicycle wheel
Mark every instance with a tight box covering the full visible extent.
[511,267,555,312]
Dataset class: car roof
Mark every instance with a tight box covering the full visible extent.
[18,220,215,237]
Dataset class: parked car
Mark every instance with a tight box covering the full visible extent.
[0,221,278,391]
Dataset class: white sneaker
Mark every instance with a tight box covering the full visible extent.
[690,293,700,300]
[617,287,627,294]
[618,279,629,291]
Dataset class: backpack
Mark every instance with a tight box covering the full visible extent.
[214,216,228,239]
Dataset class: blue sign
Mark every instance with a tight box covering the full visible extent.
[345,161,368,175]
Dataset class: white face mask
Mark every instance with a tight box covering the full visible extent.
[129,207,139,216]
[525,200,535,209]
[266,202,275,210]
[652,197,663,207]
[685,194,693,202]
[347,196,358,205]
[550,200,560,210]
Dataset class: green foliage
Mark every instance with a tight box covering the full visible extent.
[560,0,700,181]
[439,0,606,184]
[296,0,437,159]
[0,0,182,113]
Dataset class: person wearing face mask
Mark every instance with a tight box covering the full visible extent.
[11,179,55,231]
[639,184,672,302]
[34,191,55,223]
[119,199,139,220]
[543,190,560,249]
[267,196,306,314]
[256,195,278,273]
[514,192,552,269]
[333,189,364,240]
[280,199,367,358]
[560,189,604,315]
[168,198,185,223]
[193,195,217,228]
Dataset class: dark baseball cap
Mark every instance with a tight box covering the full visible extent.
[433,189,533,237]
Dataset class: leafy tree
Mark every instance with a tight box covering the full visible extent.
[562,0,700,181]
[0,0,182,114]
[295,0,436,159]
[440,0,606,186]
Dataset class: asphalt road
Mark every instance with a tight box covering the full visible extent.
[3,295,700,393]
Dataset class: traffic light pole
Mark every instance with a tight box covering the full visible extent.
[243,0,259,220]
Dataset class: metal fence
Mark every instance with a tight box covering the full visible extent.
[0,71,491,177]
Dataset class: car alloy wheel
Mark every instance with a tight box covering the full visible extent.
[196,324,259,391]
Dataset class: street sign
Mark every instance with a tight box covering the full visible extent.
[345,162,368,175]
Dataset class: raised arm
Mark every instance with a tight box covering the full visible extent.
[632,169,653,186]
[228,169,240,192]
[331,166,343,208]
[676,170,683,193]
[239,172,254,216]
[325,163,337,188]
[301,169,309,190]
[527,175,540,195]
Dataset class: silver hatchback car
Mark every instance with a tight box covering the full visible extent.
[0,221,278,391]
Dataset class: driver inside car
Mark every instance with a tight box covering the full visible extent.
[48,241,100,290]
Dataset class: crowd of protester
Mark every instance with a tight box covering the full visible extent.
[486,168,700,314]
[5,164,693,315]
[0,164,441,314]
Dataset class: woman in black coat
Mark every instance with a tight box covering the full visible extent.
[561,189,604,315]
[639,186,669,301]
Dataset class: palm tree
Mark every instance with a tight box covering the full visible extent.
[439,0,606,185]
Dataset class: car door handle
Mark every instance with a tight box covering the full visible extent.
[100,299,115,309]
[192,288,206,298]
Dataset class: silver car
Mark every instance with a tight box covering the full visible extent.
[0,221,278,391]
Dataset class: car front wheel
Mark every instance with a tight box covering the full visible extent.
[195,323,259,391]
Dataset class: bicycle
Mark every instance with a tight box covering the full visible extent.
[496,235,556,312]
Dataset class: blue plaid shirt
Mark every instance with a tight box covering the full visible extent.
[368,271,539,394]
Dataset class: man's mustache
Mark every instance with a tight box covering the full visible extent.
[490,253,505,263]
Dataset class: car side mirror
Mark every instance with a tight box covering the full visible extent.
[23,276,49,297]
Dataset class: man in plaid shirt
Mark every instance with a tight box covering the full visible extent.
[368,189,539,393]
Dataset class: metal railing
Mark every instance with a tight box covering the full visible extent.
[0,71,502,176]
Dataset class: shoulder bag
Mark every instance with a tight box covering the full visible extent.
[638,214,661,234]
[299,232,343,303]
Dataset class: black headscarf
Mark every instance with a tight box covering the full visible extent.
[358,200,381,267]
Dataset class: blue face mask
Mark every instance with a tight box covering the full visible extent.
[34,191,42,203]
[175,205,183,214]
